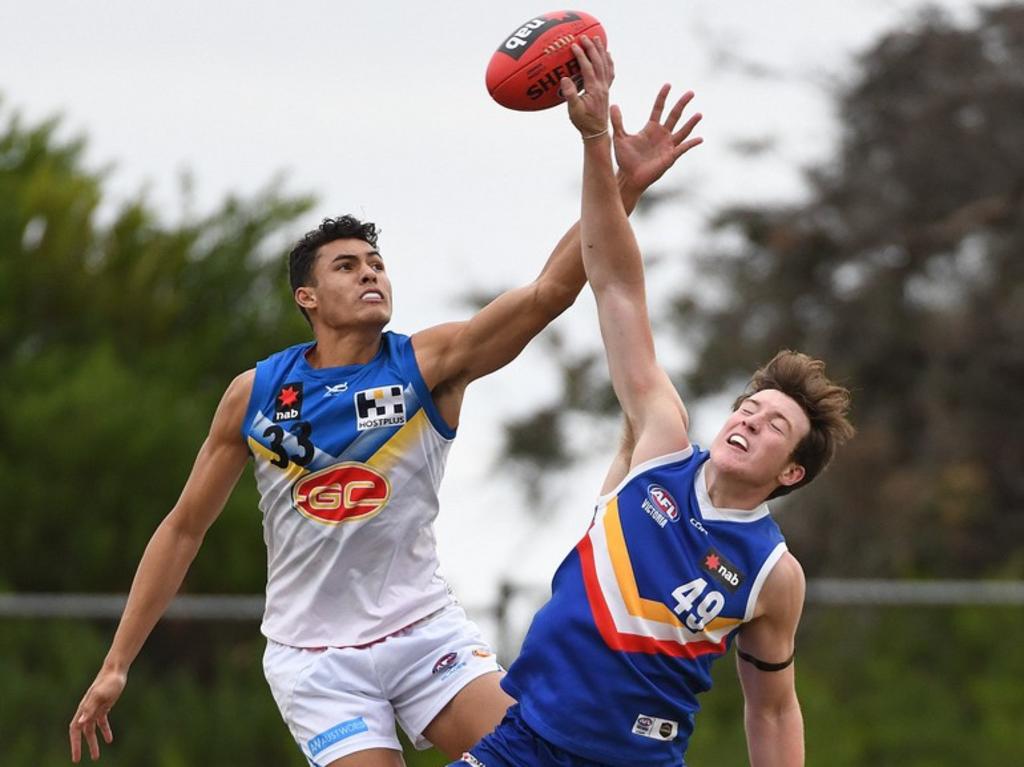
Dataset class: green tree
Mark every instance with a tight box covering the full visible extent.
[0,103,314,593]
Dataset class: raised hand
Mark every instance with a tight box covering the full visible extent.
[560,35,615,139]
[613,85,703,193]
[69,667,125,762]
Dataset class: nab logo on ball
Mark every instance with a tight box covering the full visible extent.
[486,10,606,111]
[292,462,390,525]
[498,11,583,60]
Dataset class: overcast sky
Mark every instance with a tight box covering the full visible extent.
[1,0,998,632]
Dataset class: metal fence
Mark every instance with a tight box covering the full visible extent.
[3,580,1023,621]
[4,581,1022,660]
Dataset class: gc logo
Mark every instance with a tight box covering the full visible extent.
[292,462,391,525]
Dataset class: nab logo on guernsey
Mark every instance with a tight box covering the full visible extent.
[642,484,680,528]
[632,713,679,741]
[703,548,745,593]
[274,382,303,421]
[355,385,406,432]
[292,463,390,525]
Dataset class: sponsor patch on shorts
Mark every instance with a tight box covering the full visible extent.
[460,753,488,767]
[307,717,369,756]
[632,713,678,741]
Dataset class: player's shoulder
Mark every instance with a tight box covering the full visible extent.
[219,369,256,422]
[758,551,806,620]
[226,368,256,398]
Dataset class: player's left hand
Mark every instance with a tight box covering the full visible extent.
[561,35,614,139]
[613,85,703,192]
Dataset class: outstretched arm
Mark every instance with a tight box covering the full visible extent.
[565,36,703,468]
[68,370,253,762]
[412,62,703,427]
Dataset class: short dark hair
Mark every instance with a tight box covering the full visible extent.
[733,350,855,499]
[288,215,380,325]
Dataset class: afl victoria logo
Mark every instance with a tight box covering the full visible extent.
[292,462,390,525]
[646,484,679,522]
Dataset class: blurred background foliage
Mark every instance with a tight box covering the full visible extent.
[2,4,1023,765]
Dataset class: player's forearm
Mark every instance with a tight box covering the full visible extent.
[745,703,805,767]
[580,135,643,293]
[101,517,205,673]
[534,169,649,312]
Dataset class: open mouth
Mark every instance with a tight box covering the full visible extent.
[361,290,384,302]
[726,434,749,452]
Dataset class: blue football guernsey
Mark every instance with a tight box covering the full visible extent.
[502,446,787,766]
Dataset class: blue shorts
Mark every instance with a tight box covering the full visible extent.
[448,704,609,767]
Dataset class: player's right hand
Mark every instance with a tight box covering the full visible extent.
[69,668,126,762]
[561,35,613,139]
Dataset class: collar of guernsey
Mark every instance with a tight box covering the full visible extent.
[242,331,459,647]
[500,446,788,767]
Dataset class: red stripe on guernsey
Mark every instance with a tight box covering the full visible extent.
[576,535,726,658]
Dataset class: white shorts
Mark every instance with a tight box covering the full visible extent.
[263,603,504,766]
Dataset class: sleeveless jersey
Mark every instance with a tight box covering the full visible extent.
[242,331,456,647]
[502,446,787,767]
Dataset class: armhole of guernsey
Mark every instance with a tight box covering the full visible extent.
[392,332,456,440]
[240,357,271,444]
[744,541,788,622]
[595,445,695,507]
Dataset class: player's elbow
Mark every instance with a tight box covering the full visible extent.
[532,278,580,318]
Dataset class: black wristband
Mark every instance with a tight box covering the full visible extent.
[737,647,795,672]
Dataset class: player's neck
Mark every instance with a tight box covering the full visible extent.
[702,462,770,511]
[306,326,383,368]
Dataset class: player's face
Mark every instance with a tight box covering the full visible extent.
[709,389,811,494]
[305,238,393,328]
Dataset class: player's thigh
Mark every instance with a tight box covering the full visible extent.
[324,748,406,767]
[422,671,515,757]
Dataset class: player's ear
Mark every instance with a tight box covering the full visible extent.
[295,286,317,312]
[777,462,805,489]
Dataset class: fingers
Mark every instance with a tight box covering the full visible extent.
[69,721,81,763]
[673,111,703,143]
[673,136,704,161]
[649,83,671,124]
[84,716,101,761]
[610,104,626,139]
[664,90,695,132]
[99,712,114,745]
[560,76,581,104]
[70,701,113,762]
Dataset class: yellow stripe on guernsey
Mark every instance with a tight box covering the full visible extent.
[248,436,310,483]
[247,409,428,479]
[602,497,740,635]
[365,409,430,473]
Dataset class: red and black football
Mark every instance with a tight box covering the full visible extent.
[486,10,607,111]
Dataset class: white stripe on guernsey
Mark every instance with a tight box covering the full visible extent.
[588,504,734,645]
[744,542,789,622]
[595,446,695,507]
[694,463,772,523]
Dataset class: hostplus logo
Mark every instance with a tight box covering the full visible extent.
[354,385,406,431]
